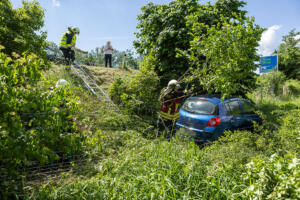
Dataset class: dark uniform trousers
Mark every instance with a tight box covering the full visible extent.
[60,47,75,63]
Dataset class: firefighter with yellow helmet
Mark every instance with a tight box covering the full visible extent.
[59,26,80,64]
[157,79,184,138]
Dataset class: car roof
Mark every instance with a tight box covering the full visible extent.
[188,95,245,104]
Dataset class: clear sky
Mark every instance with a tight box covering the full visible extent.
[10,0,300,55]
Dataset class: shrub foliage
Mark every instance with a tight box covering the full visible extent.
[257,72,286,96]
[0,0,47,57]
[276,29,300,80]
[186,14,263,97]
[134,0,249,87]
[0,0,84,197]
[109,67,160,114]
[32,106,300,199]
[135,0,262,97]
[0,50,84,197]
[242,153,299,199]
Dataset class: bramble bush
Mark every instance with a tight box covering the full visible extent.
[0,0,84,197]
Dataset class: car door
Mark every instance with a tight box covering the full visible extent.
[239,100,261,129]
[224,100,244,131]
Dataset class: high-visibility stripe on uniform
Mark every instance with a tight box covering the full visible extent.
[160,104,180,120]
[159,87,184,121]
[160,100,181,120]
[60,32,76,48]
[160,111,173,120]
[160,111,180,121]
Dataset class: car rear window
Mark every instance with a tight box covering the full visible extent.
[182,99,218,115]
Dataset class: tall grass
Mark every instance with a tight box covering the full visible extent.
[27,66,300,199]
[30,107,299,199]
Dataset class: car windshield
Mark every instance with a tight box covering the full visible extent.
[182,99,218,115]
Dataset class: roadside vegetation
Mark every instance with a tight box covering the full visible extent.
[26,66,300,200]
[0,0,299,199]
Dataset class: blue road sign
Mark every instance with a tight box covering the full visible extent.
[259,55,278,73]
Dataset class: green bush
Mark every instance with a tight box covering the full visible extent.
[0,51,84,197]
[275,108,300,153]
[284,79,300,97]
[28,98,300,199]
[257,72,286,96]
[241,153,299,200]
[109,66,160,114]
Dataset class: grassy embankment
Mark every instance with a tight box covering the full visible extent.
[27,64,299,199]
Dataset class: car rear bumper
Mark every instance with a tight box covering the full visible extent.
[176,123,215,142]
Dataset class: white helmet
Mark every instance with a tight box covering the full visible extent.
[72,27,80,34]
[168,79,178,88]
[56,79,69,88]
[68,26,80,34]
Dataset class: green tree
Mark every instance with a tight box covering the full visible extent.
[134,0,247,85]
[125,49,139,69]
[134,0,199,82]
[276,29,300,80]
[112,49,139,69]
[76,47,104,66]
[0,0,47,57]
[187,15,263,97]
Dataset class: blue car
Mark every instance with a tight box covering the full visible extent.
[176,95,262,143]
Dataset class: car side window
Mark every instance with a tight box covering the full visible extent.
[240,100,257,115]
[225,101,242,116]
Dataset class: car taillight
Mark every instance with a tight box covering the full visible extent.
[206,117,221,127]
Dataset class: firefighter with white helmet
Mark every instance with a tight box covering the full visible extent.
[59,26,80,64]
[167,80,178,88]
[157,79,184,138]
